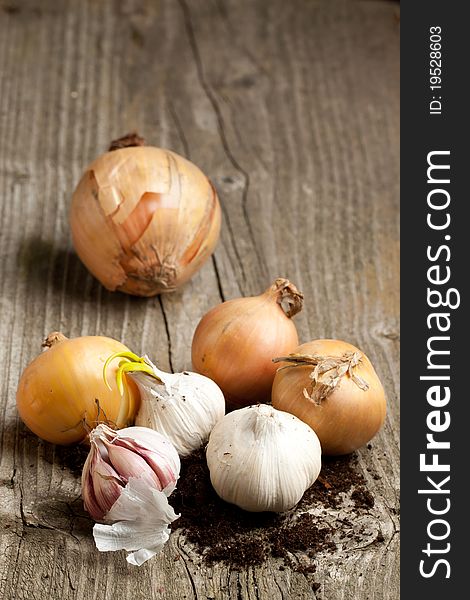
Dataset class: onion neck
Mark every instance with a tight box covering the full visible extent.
[108,132,145,151]
[42,331,68,349]
[273,351,369,404]
[265,278,303,318]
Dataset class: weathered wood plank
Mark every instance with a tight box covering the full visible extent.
[0,1,399,599]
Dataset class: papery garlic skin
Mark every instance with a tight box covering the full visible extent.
[93,477,179,566]
[82,424,180,520]
[70,143,221,297]
[206,404,321,513]
[132,359,226,456]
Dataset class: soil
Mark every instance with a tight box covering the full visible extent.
[171,448,380,571]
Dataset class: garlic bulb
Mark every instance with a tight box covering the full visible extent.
[104,351,226,456]
[206,404,321,512]
[70,133,221,296]
[82,424,180,565]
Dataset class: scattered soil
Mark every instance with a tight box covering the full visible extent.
[299,454,375,511]
[50,441,90,478]
[351,488,375,509]
[171,448,379,571]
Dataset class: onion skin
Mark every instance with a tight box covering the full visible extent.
[70,141,221,297]
[271,339,386,455]
[16,334,139,445]
[191,279,303,408]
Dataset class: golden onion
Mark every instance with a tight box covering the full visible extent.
[272,339,386,455]
[191,278,303,408]
[70,133,221,297]
[16,332,139,445]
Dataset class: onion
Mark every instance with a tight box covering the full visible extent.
[16,332,139,445]
[191,278,303,408]
[271,339,386,455]
[70,133,221,297]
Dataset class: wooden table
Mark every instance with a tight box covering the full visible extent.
[0,1,399,598]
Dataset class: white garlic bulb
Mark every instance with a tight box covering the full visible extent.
[206,404,322,512]
[104,351,226,456]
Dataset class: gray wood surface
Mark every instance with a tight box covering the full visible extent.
[0,1,400,599]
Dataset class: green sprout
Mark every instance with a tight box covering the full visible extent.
[103,351,159,396]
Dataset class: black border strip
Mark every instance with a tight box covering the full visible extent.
[401,1,467,594]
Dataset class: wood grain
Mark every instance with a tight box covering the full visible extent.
[0,1,400,598]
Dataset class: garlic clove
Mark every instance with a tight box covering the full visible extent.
[81,453,106,521]
[103,441,161,489]
[112,425,181,491]
[132,368,226,456]
[90,453,125,517]
[93,477,179,566]
[125,444,177,494]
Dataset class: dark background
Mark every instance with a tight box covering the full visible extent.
[401,0,466,595]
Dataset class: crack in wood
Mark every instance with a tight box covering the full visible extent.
[175,534,200,600]
[178,0,271,290]
[236,573,243,600]
[158,295,174,373]
[272,576,286,600]
[211,254,225,302]
[67,571,76,591]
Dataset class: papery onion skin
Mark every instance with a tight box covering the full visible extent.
[70,140,221,297]
[16,333,139,445]
[191,279,303,408]
[271,339,386,455]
